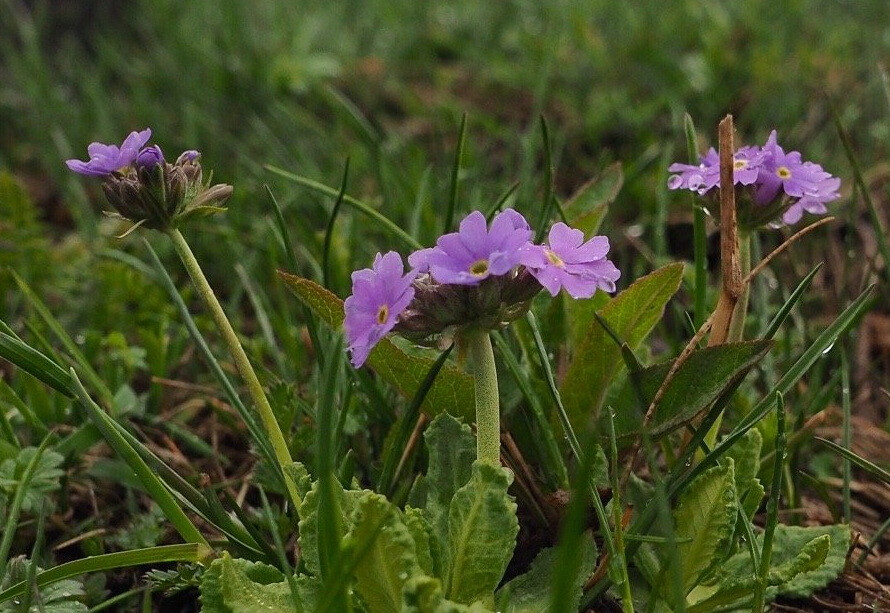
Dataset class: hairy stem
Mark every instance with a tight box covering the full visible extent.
[464,329,500,465]
[167,228,300,507]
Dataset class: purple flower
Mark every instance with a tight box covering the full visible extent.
[65,128,152,177]
[135,145,165,169]
[344,251,418,367]
[525,223,621,298]
[176,150,201,165]
[781,175,841,224]
[408,209,535,284]
[667,146,762,195]
[754,131,832,205]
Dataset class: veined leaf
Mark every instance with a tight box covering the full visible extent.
[690,525,841,611]
[279,273,474,418]
[768,524,849,598]
[345,492,423,613]
[401,575,494,612]
[616,340,772,440]
[199,553,302,613]
[496,539,596,613]
[669,461,737,595]
[423,413,476,577]
[445,462,519,606]
[404,506,435,577]
[561,263,684,430]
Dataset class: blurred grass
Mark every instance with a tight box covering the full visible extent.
[3,0,889,261]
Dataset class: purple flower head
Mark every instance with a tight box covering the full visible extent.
[408,208,536,284]
[66,128,152,177]
[344,251,418,367]
[176,150,201,165]
[135,145,165,169]
[754,131,831,205]
[781,174,841,224]
[667,146,763,195]
[525,223,621,298]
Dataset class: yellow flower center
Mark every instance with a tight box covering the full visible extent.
[469,259,490,277]
[776,166,792,179]
[733,159,748,170]
[376,304,389,325]
[545,248,565,267]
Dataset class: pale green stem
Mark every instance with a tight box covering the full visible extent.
[463,329,500,465]
[167,228,300,507]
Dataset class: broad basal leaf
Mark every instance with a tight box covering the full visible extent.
[404,506,436,576]
[279,273,474,418]
[297,478,360,577]
[346,492,424,613]
[561,263,684,430]
[669,461,737,595]
[614,340,773,441]
[768,524,849,598]
[496,538,596,613]
[402,575,494,613]
[691,525,839,611]
[445,462,519,606]
[424,413,476,575]
[199,553,301,613]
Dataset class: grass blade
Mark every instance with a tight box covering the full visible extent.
[764,263,822,340]
[814,437,890,486]
[0,433,54,581]
[378,344,454,496]
[11,272,113,405]
[444,113,468,233]
[322,157,350,289]
[265,165,421,250]
[0,544,206,606]
[70,369,209,548]
[0,328,75,398]
[683,113,708,328]
[141,240,278,470]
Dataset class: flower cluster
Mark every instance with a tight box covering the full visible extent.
[667,130,840,228]
[344,208,620,367]
[66,128,232,231]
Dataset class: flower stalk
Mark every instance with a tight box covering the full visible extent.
[462,328,500,465]
[167,228,300,507]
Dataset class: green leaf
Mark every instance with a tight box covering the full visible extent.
[345,492,423,613]
[669,461,738,595]
[423,413,477,575]
[0,330,75,398]
[0,557,86,613]
[445,462,519,606]
[0,447,63,512]
[401,575,494,613]
[768,524,849,598]
[200,553,300,613]
[689,526,839,611]
[297,478,359,577]
[615,340,772,440]
[404,506,436,576]
[0,544,205,607]
[721,428,763,503]
[561,263,684,430]
[279,273,474,418]
[497,538,596,613]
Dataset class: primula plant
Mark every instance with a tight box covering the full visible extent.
[0,113,876,613]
